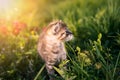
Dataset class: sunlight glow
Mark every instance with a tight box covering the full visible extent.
[0,0,37,22]
[0,0,38,35]
[0,0,21,20]
[0,0,11,9]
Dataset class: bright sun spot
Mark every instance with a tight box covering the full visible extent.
[0,0,37,21]
[0,0,23,20]
[0,0,12,9]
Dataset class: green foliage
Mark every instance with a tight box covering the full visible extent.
[0,0,120,80]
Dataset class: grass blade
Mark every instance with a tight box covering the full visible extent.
[112,52,120,79]
[34,64,45,80]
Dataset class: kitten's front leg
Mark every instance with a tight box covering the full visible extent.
[61,43,67,61]
[45,57,57,80]
[46,63,55,80]
[61,52,67,60]
[61,46,67,70]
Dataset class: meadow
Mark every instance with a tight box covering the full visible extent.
[0,0,120,80]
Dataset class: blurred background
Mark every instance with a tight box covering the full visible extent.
[0,0,120,80]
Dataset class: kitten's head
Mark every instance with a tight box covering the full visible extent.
[47,20,73,41]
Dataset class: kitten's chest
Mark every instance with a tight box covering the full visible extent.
[57,42,65,53]
[56,43,66,59]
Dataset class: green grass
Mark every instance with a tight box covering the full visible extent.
[0,0,120,80]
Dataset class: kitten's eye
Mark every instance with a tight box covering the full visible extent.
[66,30,72,34]
[61,32,65,36]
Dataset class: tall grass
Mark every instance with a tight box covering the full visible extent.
[45,0,120,80]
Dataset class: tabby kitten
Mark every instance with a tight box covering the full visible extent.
[37,20,73,80]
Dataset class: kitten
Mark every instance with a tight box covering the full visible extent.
[37,20,73,80]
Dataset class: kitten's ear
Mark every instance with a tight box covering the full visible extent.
[53,22,60,35]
